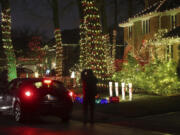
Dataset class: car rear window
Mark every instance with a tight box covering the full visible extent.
[33,80,67,92]
[18,79,67,94]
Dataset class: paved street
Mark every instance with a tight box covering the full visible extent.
[0,97,179,135]
[0,113,165,135]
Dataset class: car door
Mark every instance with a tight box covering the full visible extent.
[3,80,17,109]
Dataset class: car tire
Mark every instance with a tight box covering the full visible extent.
[14,102,24,122]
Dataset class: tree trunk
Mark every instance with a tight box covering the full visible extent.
[0,0,17,81]
[51,0,63,79]
[112,0,118,60]
[128,0,133,17]
[76,0,83,19]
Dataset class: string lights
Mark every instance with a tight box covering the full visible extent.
[55,29,63,80]
[119,0,179,27]
[1,3,17,81]
[80,0,109,88]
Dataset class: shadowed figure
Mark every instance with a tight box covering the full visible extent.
[81,69,98,124]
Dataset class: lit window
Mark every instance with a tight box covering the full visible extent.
[34,82,42,88]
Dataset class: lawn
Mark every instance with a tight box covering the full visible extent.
[73,93,180,118]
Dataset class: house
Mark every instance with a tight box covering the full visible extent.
[119,0,180,63]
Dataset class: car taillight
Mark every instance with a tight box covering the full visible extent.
[25,91,32,97]
[20,86,36,100]
[23,88,34,98]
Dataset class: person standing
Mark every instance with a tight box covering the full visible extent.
[81,69,98,124]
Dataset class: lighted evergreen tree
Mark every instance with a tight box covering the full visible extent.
[80,0,108,88]
[79,19,89,69]
[51,0,63,80]
[0,0,17,81]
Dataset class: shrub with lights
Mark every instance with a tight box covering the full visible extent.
[112,28,180,96]
[113,54,180,96]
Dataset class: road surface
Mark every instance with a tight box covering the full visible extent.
[0,113,166,135]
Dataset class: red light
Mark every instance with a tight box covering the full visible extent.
[69,91,73,97]
[43,79,52,85]
[25,91,32,97]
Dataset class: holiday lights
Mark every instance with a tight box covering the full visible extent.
[121,82,126,100]
[79,18,89,69]
[109,82,113,97]
[1,2,17,81]
[80,0,109,88]
[119,0,179,27]
[51,0,63,80]
[55,29,63,80]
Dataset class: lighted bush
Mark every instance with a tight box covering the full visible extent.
[112,56,180,96]
[147,60,180,95]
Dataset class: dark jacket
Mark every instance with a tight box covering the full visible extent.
[81,69,98,98]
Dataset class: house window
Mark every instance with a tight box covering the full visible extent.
[170,15,177,29]
[166,45,173,60]
[142,19,150,34]
[128,26,132,39]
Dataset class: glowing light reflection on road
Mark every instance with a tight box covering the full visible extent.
[0,127,87,135]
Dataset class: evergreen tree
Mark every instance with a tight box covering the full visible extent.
[80,0,108,88]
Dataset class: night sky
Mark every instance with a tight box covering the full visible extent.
[0,0,143,42]
[9,0,80,39]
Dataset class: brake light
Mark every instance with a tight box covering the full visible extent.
[23,89,34,99]
[25,91,31,97]
[43,79,52,85]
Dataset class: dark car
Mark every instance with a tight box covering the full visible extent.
[0,78,73,122]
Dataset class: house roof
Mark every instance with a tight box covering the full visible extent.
[157,0,180,12]
[135,1,161,17]
[119,0,180,27]
[164,26,180,37]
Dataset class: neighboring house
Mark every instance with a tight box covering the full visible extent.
[17,67,34,78]
[42,42,79,76]
[119,0,180,63]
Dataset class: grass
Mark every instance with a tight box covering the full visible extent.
[74,93,180,118]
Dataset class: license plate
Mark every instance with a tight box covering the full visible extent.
[46,94,56,101]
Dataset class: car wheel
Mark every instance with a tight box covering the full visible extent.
[14,103,24,122]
